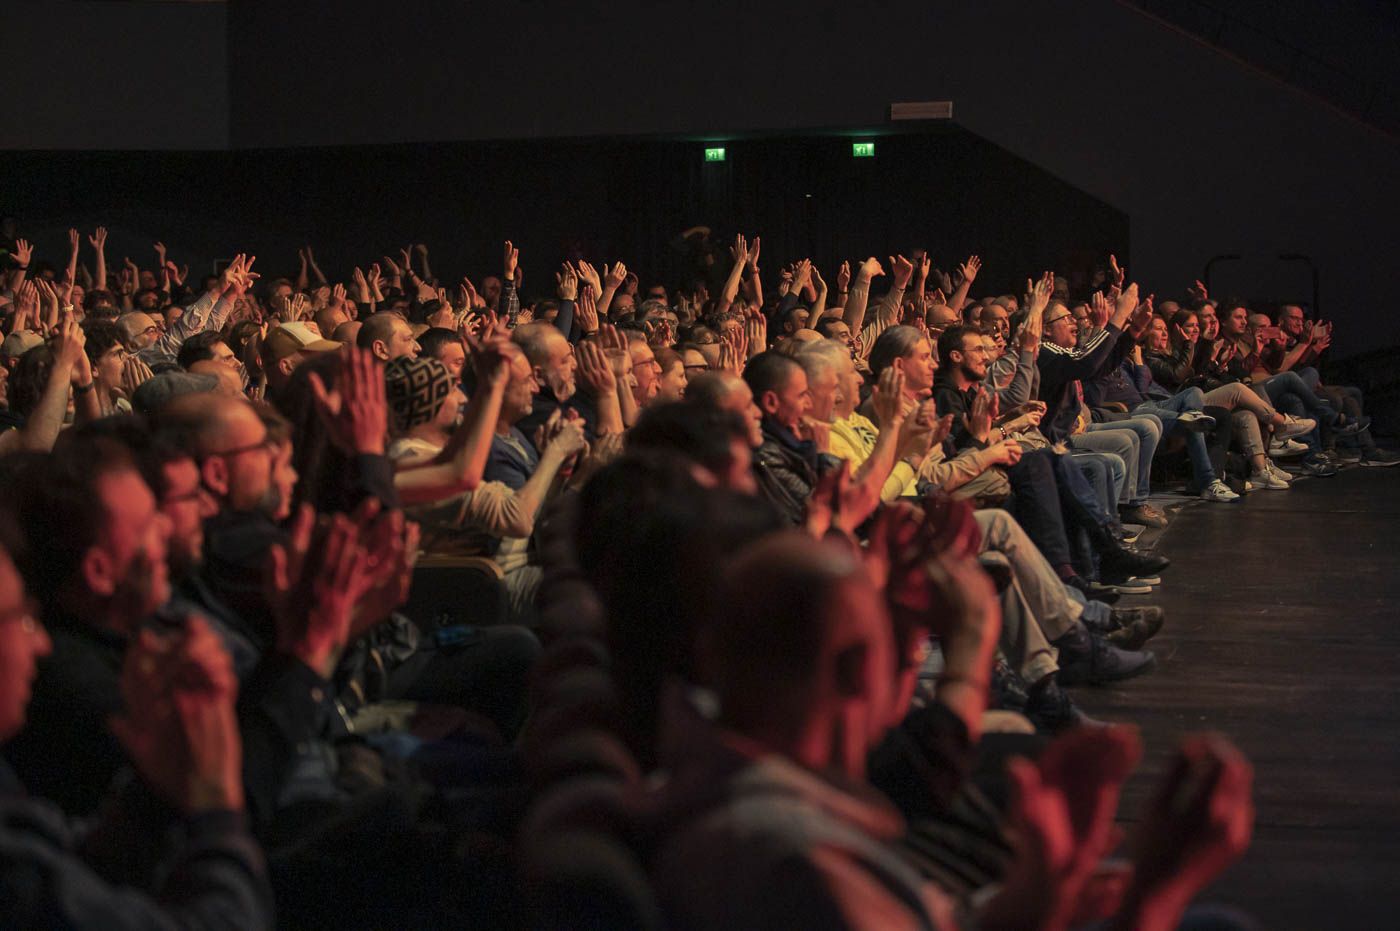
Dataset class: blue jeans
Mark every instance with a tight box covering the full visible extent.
[1080,415,1162,505]
[1073,450,1125,515]
[1259,370,1336,451]
[1134,387,1216,486]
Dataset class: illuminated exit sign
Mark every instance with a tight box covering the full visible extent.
[704,147,726,162]
[852,142,875,158]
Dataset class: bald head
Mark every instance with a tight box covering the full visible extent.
[332,321,362,345]
[189,359,244,397]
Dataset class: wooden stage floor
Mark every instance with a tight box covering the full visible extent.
[1074,466,1400,929]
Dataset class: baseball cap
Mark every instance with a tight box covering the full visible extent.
[1,331,44,361]
[263,321,340,364]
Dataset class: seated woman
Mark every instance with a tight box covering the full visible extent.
[1147,308,1314,490]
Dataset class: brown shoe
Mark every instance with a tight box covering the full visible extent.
[1120,504,1168,528]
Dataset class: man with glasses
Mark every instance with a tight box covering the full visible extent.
[0,515,272,927]
[116,254,252,369]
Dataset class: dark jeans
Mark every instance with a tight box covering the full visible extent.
[1006,450,1075,569]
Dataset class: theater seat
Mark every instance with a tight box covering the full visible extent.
[403,554,509,630]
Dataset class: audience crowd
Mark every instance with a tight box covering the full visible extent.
[3,220,1386,928]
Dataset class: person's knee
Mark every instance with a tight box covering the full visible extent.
[1184,387,1206,408]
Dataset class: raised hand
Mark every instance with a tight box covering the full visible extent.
[503,240,520,281]
[576,286,600,333]
[1108,254,1126,288]
[858,256,885,282]
[729,233,750,267]
[743,307,767,356]
[12,239,33,268]
[348,506,421,638]
[154,241,168,265]
[1114,282,1140,323]
[889,254,915,290]
[165,261,187,288]
[871,366,908,432]
[598,322,634,380]
[307,346,388,455]
[1090,290,1112,330]
[644,317,675,349]
[790,258,814,294]
[574,339,617,396]
[720,324,749,373]
[267,505,370,679]
[352,268,371,303]
[462,324,516,388]
[603,260,628,291]
[958,254,982,284]
[555,262,579,301]
[67,228,80,254]
[968,385,996,441]
[51,311,87,372]
[836,260,852,292]
[460,275,485,309]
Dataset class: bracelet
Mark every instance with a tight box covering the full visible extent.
[74,381,95,394]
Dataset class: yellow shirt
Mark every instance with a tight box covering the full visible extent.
[828,412,919,502]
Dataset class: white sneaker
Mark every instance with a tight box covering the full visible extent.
[1177,410,1217,431]
[1266,461,1293,483]
[1250,469,1290,490]
[1276,415,1316,440]
[1269,437,1309,457]
[1201,479,1240,502]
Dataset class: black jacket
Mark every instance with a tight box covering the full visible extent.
[0,760,272,929]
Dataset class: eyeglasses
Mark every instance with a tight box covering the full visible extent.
[1045,313,1072,325]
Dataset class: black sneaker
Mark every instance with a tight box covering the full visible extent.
[1066,575,1121,604]
[1295,456,1339,478]
[1106,606,1165,650]
[1024,675,1103,734]
[1100,546,1171,583]
[1361,448,1400,468]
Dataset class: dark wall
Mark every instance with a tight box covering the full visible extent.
[0,127,1124,300]
[1,1,228,150]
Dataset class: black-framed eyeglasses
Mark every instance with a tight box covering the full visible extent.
[1046,313,1072,325]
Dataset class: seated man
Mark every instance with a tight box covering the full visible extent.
[1269,304,1397,466]
[481,347,590,620]
[920,322,1169,590]
[1039,302,1169,527]
[797,342,1157,724]
[0,523,273,927]
[744,351,832,526]
[647,529,1249,930]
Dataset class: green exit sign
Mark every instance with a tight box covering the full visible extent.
[704,146,726,162]
[852,142,875,158]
